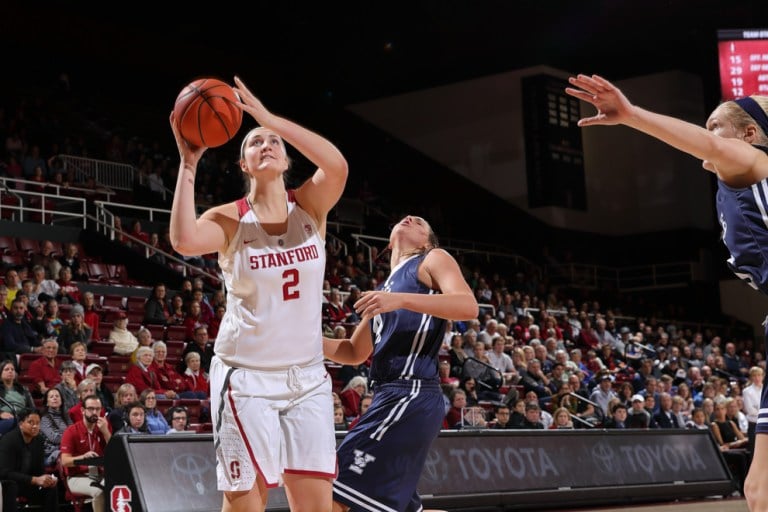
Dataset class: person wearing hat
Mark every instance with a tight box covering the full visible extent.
[626,394,651,428]
[108,312,138,356]
[589,372,618,417]
[53,360,79,413]
[85,363,114,412]
[57,304,92,353]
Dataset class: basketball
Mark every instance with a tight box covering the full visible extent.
[173,78,243,148]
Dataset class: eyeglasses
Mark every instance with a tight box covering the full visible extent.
[145,396,156,400]
[172,416,186,421]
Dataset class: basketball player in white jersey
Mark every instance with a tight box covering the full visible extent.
[169,75,348,512]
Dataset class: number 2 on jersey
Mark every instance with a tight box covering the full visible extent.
[283,268,299,300]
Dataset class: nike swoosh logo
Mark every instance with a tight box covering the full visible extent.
[243,239,255,245]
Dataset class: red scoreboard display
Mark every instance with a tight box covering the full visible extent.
[718,28,768,100]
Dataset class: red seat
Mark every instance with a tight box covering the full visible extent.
[87,262,111,283]
[189,422,212,434]
[101,294,125,310]
[2,253,27,268]
[165,340,185,360]
[0,235,17,254]
[58,458,89,512]
[107,355,132,377]
[15,238,39,256]
[144,324,166,342]
[156,398,174,416]
[125,295,148,312]
[89,341,115,357]
[102,375,125,394]
[165,325,187,342]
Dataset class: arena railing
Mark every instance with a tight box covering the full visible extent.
[59,154,134,191]
[0,180,87,228]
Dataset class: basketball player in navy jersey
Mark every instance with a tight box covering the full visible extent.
[169,75,347,512]
[565,74,768,511]
[323,215,478,512]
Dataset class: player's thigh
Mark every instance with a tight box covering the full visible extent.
[284,472,332,512]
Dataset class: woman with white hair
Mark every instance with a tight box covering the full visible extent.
[339,375,367,420]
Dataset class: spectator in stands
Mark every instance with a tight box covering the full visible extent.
[147,232,166,265]
[688,407,710,430]
[604,403,629,429]
[182,351,210,401]
[448,333,468,378]
[627,394,651,428]
[143,282,169,325]
[672,395,690,429]
[61,394,110,511]
[438,359,460,389]
[167,293,186,326]
[29,265,60,305]
[53,360,78,413]
[151,341,186,399]
[115,401,149,435]
[26,338,61,396]
[339,375,367,420]
[0,408,59,511]
[39,387,72,466]
[445,388,467,429]
[67,378,100,424]
[57,242,84,279]
[191,288,214,326]
[488,336,518,386]
[744,366,764,453]
[57,304,91,352]
[68,341,88,383]
[347,392,373,430]
[130,327,154,364]
[333,404,348,431]
[490,404,515,429]
[516,401,545,429]
[180,325,213,373]
[711,399,750,494]
[85,363,113,412]
[182,299,206,342]
[550,406,574,429]
[166,406,190,434]
[208,303,225,339]
[128,219,150,245]
[107,383,138,432]
[323,287,352,328]
[0,359,35,435]
[728,396,749,435]
[81,291,100,341]
[55,266,82,305]
[139,389,169,434]
[108,312,138,356]
[654,392,683,428]
[30,242,61,281]
[3,269,21,309]
[126,346,165,398]
[1,298,42,355]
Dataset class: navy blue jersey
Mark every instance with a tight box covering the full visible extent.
[367,253,447,386]
[716,145,768,295]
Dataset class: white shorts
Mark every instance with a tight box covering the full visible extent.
[209,356,337,491]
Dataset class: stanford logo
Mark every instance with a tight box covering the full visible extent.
[110,485,132,511]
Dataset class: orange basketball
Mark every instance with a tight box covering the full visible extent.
[173,78,242,148]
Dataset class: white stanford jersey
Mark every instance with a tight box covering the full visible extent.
[215,191,326,369]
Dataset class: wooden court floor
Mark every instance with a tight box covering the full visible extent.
[564,496,747,512]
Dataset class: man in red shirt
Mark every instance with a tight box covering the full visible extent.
[26,337,61,395]
[60,394,111,512]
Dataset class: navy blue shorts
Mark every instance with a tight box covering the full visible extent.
[333,379,445,512]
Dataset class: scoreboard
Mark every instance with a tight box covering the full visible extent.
[718,28,768,100]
